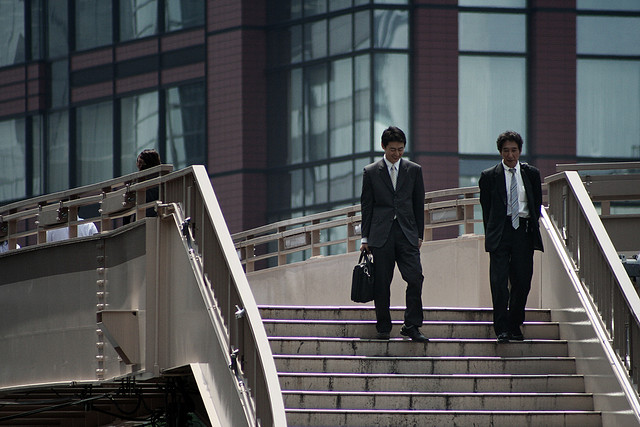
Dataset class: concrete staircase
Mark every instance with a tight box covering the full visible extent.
[260,305,602,427]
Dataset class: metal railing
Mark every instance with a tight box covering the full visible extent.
[232,186,481,272]
[0,165,286,426]
[546,166,640,386]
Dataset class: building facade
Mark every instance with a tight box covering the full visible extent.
[0,0,638,234]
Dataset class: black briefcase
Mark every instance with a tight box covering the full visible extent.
[351,251,375,303]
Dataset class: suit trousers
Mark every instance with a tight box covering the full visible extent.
[489,217,534,335]
[370,220,424,333]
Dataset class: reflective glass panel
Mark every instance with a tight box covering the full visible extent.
[291,25,303,63]
[330,0,352,12]
[76,0,112,51]
[459,12,526,53]
[577,17,640,56]
[47,0,68,58]
[120,0,158,41]
[459,56,527,154]
[0,0,25,67]
[304,64,328,161]
[354,10,370,50]
[304,20,327,60]
[354,54,371,153]
[290,69,304,164]
[31,0,43,60]
[291,169,304,209]
[77,101,113,185]
[330,58,353,157]
[32,115,43,195]
[329,14,352,56]
[330,160,353,202]
[166,0,204,31]
[373,53,409,144]
[578,0,640,11]
[577,59,640,158]
[373,9,408,49]
[121,91,159,174]
[47,111,69,192]
[305,165,328,205]
[459,0,526,7]
[0,118,26,201]
[374,0,408,4]
[50,60,69,108]
[165,82,206,169]
[304,0,326,17]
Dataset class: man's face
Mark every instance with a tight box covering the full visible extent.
[383,141,405,163]
[500,140,520,168]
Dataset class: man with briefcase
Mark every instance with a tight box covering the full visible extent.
[359,126,427,342]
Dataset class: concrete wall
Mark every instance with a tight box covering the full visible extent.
[247,234,543,308]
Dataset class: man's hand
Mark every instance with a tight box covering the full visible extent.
[360,243,369,253]
[418,238,423,249]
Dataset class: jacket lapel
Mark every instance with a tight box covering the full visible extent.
[395,159,407,192]
[378,160,395,193]
[496,163,507,207]
[520,163,536,219]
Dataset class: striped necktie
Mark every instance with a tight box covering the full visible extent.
[509,168,519,229]
[390,164,397,190]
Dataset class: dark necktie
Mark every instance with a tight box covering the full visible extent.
[509,168,519,229]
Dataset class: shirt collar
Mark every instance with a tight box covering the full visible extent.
[502,160,520,172]
[384,156,400,169]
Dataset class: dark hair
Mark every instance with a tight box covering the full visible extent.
[137,149,162,170]
[496,130,523,152]
[381,126,407,148]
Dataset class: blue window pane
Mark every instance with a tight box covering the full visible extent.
[290,69,304,164]
[459,13,526,53]
[304,20,327,60]
[305,165,328,205]
[330,160,353,202]
[47,111,69,192]
[459,0,526,7]
[577,17,640,56]
[374,53,409,143]
[330,58,353,157]
[0,0,25,67]
[354,10,370,50]
[373,10,408,49]
[305,64,328,161]
[76,0,112,51]
[330,14,352,56]
[165,82,206,169]
[120,0,158,41]
[121,92,159,174]
[165,0,204,31]
[77,101,113,186]
[47,0,68,58]
[304,0,326,17]
[577,59,640,158]
[459,56,527,154]
[578,0,640,11]
[0,118,26,201]
[354,54,371,153]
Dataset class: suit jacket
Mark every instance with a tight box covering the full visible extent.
[361,158,425,248]
[479,162,544,253]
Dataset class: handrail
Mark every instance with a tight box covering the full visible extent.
[546,170,640,387]
[557,161,640,172]
[233,186,481,272]
[0,166,287,426]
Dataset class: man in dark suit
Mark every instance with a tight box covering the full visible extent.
[479,130,544,343]
[360,126,427,342]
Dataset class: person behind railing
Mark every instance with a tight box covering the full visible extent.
[479,130,544,343]
[137,149,161,218]
[46,219,98,242]
[360,126,428,343]
[0,241,20,253]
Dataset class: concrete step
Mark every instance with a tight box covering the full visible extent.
[285,409,601,427]
[282,390,595,411]
[278,373,586,393]
[259,305,551,322]
[263,319,558,339]
[269,337,569,357]
[274,355,577,375]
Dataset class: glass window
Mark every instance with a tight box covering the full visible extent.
[165,0,204,32]
[32,115,44,196]
[291,169,304,209]
[47,0,68,58]
[0,118,26,201]
[577,0,640,11]
[76,0,112,51]
[459,0,526,7]
[373,10,408,49]
[459,12,526,53]
[304,20,327,60]
[354,54,371,153]
[374,53,409,142]
[304,0,326,17]
[0,0,25,67]
[47,111,69,192]
[374,0,408,4]
[77,101,113,186]
[330,58,353,157]
[290,69,303,164]
[165,82,206,170]
[304,64,328,161]
[31,0,43,60]
[330,160,353,202]
[120,0,158,41]
[330,0,352,12]
[577,16,640,56]
[354,10,370,50]
[291,25,303,63]
[50,60,69,108]
[305,165,328,206]
[577,59,640,158]
[329,14,352,56]
[459,56,527,154]
[121,92,159,174]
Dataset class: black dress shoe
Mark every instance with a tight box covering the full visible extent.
[510,332,524,341]
[497,332,510,343]
[376,332,390,340]
[400,325,428,343]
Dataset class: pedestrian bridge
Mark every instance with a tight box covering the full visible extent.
[1,163,640,426]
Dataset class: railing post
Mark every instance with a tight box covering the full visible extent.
[464,192,475,234]
[311,219,321,257]
[277,226,286,266]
